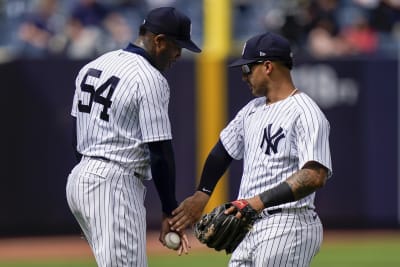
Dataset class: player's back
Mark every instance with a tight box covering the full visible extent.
[71,48,170,168]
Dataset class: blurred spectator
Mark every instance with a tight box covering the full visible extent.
[16,19,51,58]
[307,17,350,58]
[370,0,400,33]
[111,0,148,26]
[50,0,110,59]
[0,0,33,46]
[305,0,340,35]
[340,11,378,55]
[12,0,62,58]
[279,9,307,50]
[98,11,133,53]
[234,0,273,42]
[70,0,109,27]
[59,16,102,59]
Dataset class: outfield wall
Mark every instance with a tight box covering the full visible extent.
[0,56,397,236]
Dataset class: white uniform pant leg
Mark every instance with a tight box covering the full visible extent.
[66,159,147,267]
[229,209,323,267]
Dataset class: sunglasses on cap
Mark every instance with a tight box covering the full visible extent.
[241,61,265,75]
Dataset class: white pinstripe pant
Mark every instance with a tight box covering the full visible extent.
[229,208,323,267]
[66,158,147,267]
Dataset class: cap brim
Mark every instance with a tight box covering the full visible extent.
[228,58,259,67]
[175,39,201,53]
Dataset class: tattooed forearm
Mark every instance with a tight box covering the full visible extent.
[286,161,328,200]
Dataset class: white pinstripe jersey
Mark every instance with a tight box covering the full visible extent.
[71,48,172,179]
[220,92,332,209]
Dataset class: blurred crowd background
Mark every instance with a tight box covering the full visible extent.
[0,0,399,62]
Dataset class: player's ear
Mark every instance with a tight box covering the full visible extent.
[153,34,168,51]
[264,61,273,75]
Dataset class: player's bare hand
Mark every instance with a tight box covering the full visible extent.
[160,216,191,255]
[177,232,190,256]
[159,215,172,246]
[169,191,210,231]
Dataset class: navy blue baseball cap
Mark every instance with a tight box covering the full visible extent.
[229,32,293,69]
[142,7,201,53]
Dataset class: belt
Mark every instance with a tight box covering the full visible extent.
[257,208,282,220]
[89,156,144,179]
[260,207,314,219]
[264,208,282,216]
[91,156,110,162]
[266,208,282,215]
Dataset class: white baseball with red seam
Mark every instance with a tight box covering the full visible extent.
[165,232,181,250]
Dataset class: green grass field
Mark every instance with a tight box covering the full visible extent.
[149,236,400,267]
[310,236,400,267]
[0,232,399,267]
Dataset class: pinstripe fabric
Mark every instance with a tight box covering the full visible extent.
[67,48,172,267]
[220,92,331,266]
[229,209,323,267]
[71,49,172,179]
[67,157,147,267]
[220,93,332,209]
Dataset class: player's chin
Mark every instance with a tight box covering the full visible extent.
[250,87,264,97]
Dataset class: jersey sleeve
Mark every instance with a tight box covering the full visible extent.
[296,105,332,177]
[138,75,172,143]
[71,68,86,118]
[219,104,249,160]
[71,90,78,118]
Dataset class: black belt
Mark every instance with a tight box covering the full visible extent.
[266,208,282,215]
[258,208,282,220]
[90,156,143,179]
[91,156,110,162]
[261,207,314,218]
[258,208,282,219]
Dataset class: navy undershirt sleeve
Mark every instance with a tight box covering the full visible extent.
[197,139,233,195]
[148,140,178,216]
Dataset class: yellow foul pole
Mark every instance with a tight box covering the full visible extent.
[196,0,231,211]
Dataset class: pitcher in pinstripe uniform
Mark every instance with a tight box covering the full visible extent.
[170,32,332,267]
[65,7,201,267]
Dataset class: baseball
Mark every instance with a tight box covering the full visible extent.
[165,232,181,250]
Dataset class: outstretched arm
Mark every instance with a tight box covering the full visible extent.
[240,161,328,213]
[169,140,233,231]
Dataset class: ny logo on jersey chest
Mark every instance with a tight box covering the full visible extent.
[260,124,285,155]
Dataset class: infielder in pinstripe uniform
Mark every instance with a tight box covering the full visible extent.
[66,7,201,267]
[170,32,332,266]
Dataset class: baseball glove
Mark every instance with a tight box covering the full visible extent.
[193,199,259,254]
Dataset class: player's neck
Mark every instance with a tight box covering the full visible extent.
[266,87,298,105]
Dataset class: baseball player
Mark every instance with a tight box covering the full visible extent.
[170,32,332,267]
[65,7,201,267]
